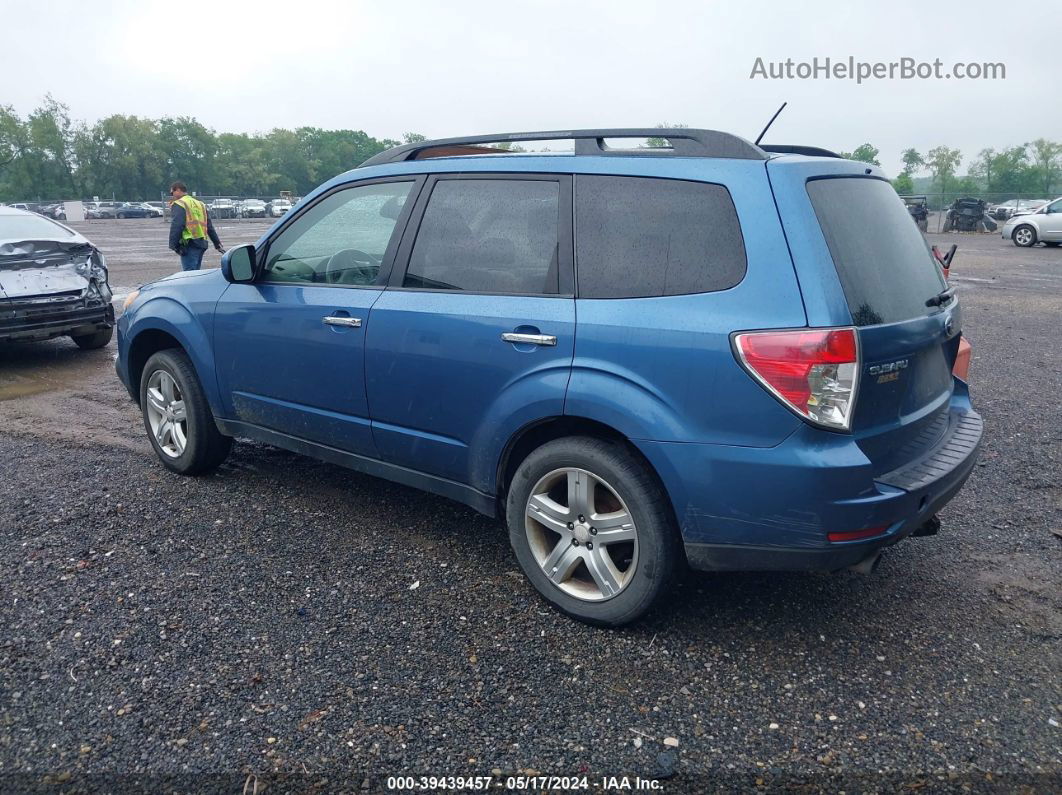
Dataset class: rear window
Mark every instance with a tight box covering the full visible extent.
[807,177,945,326]
[575,175,746,298]
[404,179,560,294]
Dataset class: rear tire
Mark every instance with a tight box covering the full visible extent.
[71,326,113,350]
[140,348,231,475]
[506,436,678,627]
[1013,225,1037,247]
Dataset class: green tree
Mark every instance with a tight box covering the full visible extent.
[157,117,218,195]
[892,172,914,194]
[402,132,427,144]
[970,148,997,192]
[645,122,688,149]
[953,176,980,196]
[1027,138,1061,195]
[900,148,924,176]
[926,146,962,195]
[990,146,1033,195]
[839,143,880,166]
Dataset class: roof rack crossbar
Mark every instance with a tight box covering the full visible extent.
[359,128,767,167]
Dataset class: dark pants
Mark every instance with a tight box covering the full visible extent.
[179,242,207,271]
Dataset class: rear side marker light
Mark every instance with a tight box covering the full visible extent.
[733,327,860,432]
[828,525,889,543]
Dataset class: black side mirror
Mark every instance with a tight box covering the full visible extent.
[221,244,256,283]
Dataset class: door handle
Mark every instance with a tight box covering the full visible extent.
[501,332,556,346]
[323,315,362,328]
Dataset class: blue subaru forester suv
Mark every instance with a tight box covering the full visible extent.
[115,129,982,626]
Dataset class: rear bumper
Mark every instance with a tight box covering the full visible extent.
[0,299,114,342]
[635,384,983,572]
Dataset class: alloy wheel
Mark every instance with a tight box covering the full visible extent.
[524,467,639,601]
[1014,227,1034,246]
[145,369,187,458]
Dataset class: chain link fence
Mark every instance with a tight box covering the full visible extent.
[900,192,1057,234]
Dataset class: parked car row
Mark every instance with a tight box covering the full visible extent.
[2,197,296,222]
[208,197,294,218]
[86,201,164,219]
[987,198,1049,220]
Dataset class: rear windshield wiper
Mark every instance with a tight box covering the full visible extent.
[925,286,957,307]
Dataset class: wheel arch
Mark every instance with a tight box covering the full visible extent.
[124,302,222,414]
[494,416,680,533]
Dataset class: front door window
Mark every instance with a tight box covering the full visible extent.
[264,181,414,286]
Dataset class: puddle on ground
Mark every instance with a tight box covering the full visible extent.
[0,339,111,401]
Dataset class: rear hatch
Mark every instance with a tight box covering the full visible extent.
[770,162,960,475]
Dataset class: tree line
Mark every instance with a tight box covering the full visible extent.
[0,96,425,202]
[3,99,1060,203]
[839,141,1062,198]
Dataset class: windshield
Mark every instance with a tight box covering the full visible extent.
[0,214,76,241]
[807,177,946,327]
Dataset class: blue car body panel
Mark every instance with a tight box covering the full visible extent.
[213,283,383,457]
[365,290,575,493]
[116,269,227,412]
[116,146,983,573]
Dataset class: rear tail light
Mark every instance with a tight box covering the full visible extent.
[733,328,860,432]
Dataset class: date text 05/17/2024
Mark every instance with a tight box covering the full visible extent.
[385,775,665,791]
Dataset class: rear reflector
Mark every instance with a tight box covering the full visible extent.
[828,525,889,543]
[734,328,860,431]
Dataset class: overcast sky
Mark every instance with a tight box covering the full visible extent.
[1,0,1053,176]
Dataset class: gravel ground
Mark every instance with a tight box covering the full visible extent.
[0,227,1059,792]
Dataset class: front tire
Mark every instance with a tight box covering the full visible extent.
[71,326,113,350]
[506,436,678,627]
[1013,225,1037,247]
[140,348,231,475]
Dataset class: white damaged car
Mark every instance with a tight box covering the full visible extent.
[0,206,114,348]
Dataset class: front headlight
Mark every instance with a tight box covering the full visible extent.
[122,290,141,311]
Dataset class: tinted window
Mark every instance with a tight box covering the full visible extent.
[575,175,746,298]
[807,178,946,326]
[404,179,560,294]
[264,181,413,286]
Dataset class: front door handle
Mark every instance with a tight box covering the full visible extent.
[323,315,362,328]
[501,332,556,346]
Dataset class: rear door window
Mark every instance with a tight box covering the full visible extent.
[806,177,946,326]
[403,179,561,295]
[574,175,746,298]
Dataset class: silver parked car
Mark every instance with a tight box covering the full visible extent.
[1002,197,1062,247]
[239,199,267,218]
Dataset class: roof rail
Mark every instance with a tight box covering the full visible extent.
[759,144,842,158]
[359,128,767,167]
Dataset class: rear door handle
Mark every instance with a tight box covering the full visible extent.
[323,315,362,327]
[501,332,556,346]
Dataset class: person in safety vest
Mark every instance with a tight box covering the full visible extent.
[168,181,225,271]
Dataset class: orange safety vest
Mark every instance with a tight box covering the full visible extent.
[173,195,209,242]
